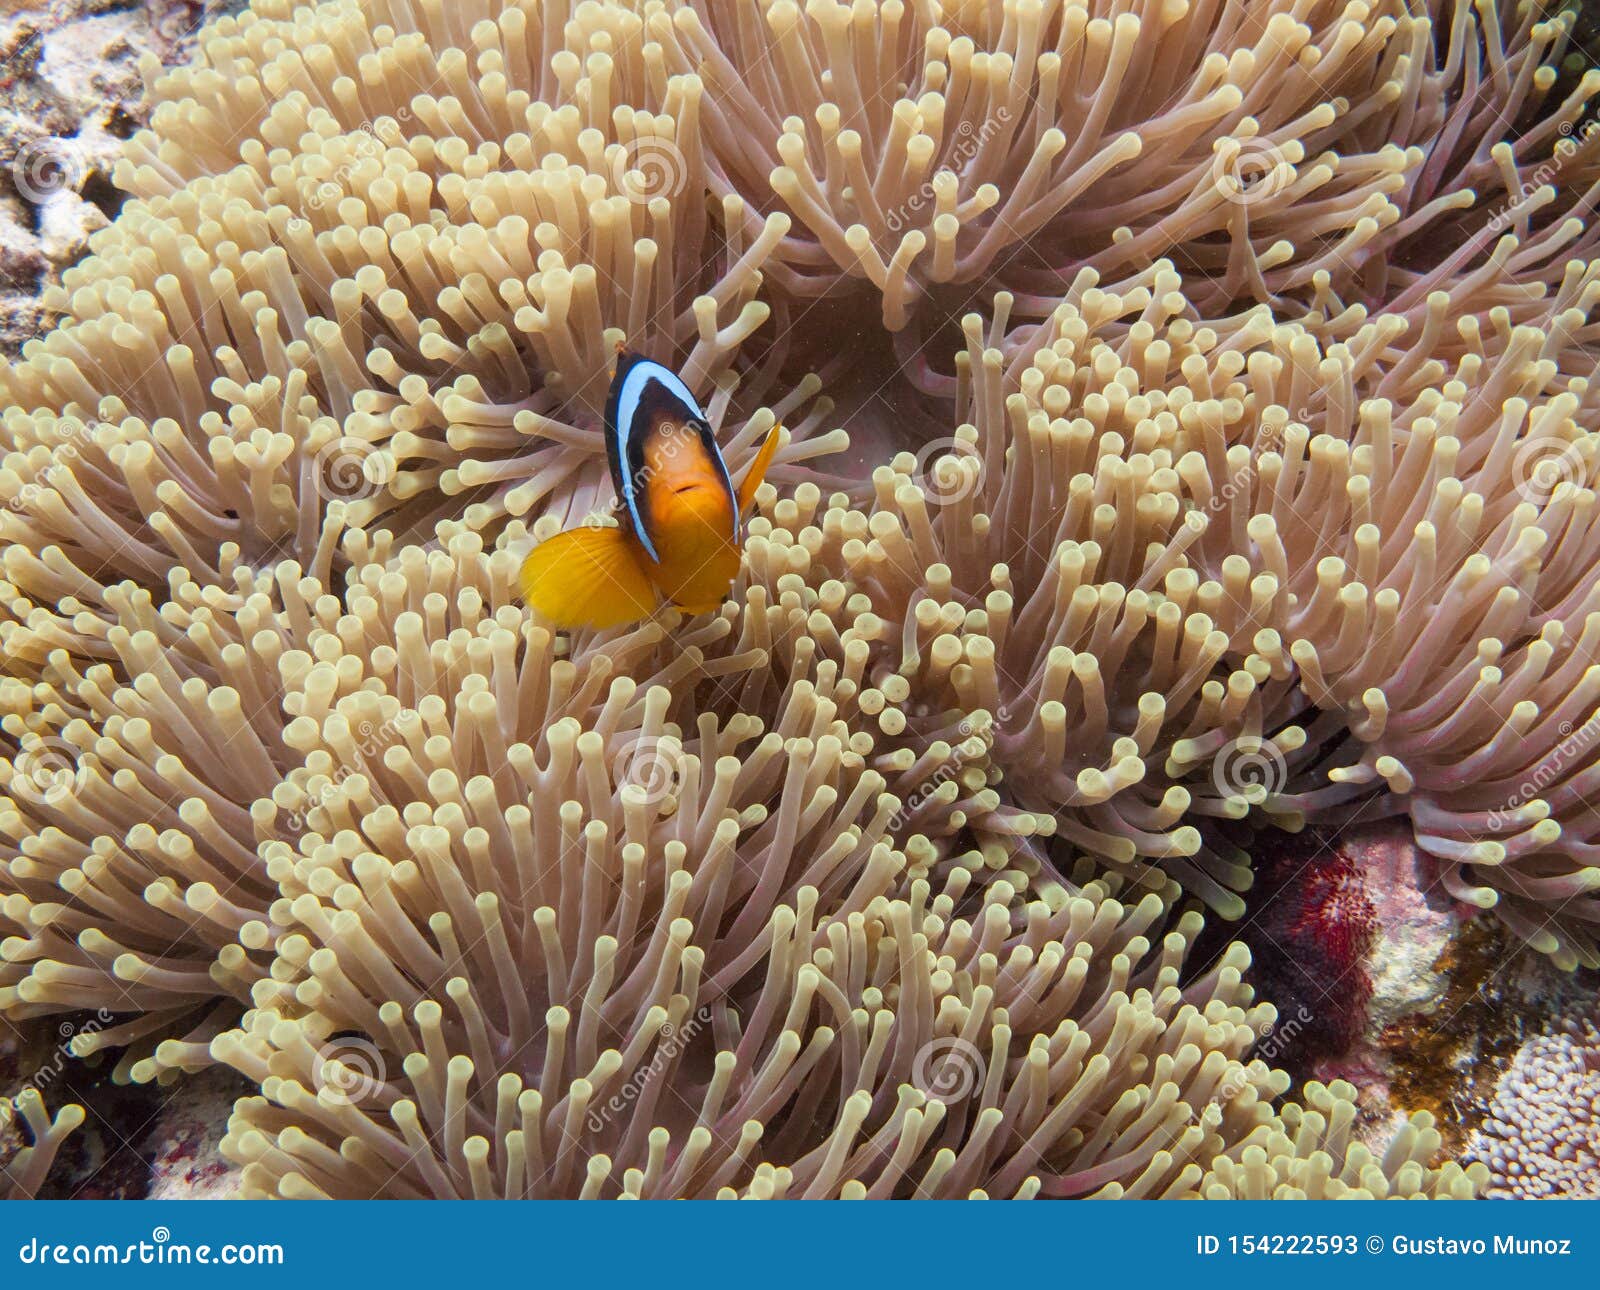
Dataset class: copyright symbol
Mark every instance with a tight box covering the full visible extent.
[1366,1235,1384,1254]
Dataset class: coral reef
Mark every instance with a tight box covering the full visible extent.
[4,0,1600,1199]
[143,1067,249,1198]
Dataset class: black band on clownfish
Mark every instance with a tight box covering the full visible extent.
[606,352,739,564]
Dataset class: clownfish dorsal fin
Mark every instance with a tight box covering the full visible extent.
[737,425,783,516]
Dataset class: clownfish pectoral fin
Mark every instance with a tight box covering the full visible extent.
[519,525,659,630]
[736,425,782,515]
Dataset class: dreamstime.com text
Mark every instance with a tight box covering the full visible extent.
[16,1228,284,1268]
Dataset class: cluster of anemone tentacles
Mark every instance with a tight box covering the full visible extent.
[3,0,1598,1197]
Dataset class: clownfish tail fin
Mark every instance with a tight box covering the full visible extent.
[737,425,783,515]
[520,524,658,630]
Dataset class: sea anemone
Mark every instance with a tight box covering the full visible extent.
[0,548,368,1080]
[1201,1079,1483,1199]
[664,0,1600,332]
[206,589,1299,1198]
[6,0,1600,1198]
[221,723,1280,1196]
[77,0,842,547]
[737,255,1600,968]
[0,1088,84,1200]
[739,274,1306,916]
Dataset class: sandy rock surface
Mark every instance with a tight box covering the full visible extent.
[0,0,236,355]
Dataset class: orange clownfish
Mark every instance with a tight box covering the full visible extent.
[519,353,781,629]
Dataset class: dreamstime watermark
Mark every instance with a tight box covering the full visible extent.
[586,1007,712,1131]
[910,1036,986,1104]
[8,735,85,807]
[617,733,686,806]
[1253,1003,1312,1066]
[279,713,403,834]
[311,1036,386,1107]
[1210,135,1295,208]
[573,419,702,531]
[10,419,104,512]
[913,436,985,505]
[611,137,687,204]
[1486,712,1600,831]
[1204,414,1300,514]
[9,138,84,204]
[884,108,1012,233]
[1486,117,1600,233]
[302,108,415,212]
[1207,1004,1314,1109]
[1511,433,1588,504]
[1210,735,1287,806]
[17,1228,284,1266]
[887,709,1006,832]
[0,1010,114,1128]
[312,436,394,503]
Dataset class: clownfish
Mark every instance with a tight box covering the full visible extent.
[519,352,781,629]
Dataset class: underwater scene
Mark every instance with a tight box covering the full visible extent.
[1,0,1600,1208]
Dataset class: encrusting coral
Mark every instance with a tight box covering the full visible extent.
[1465,1007,1600,1198]
[5,0,1600,1198]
